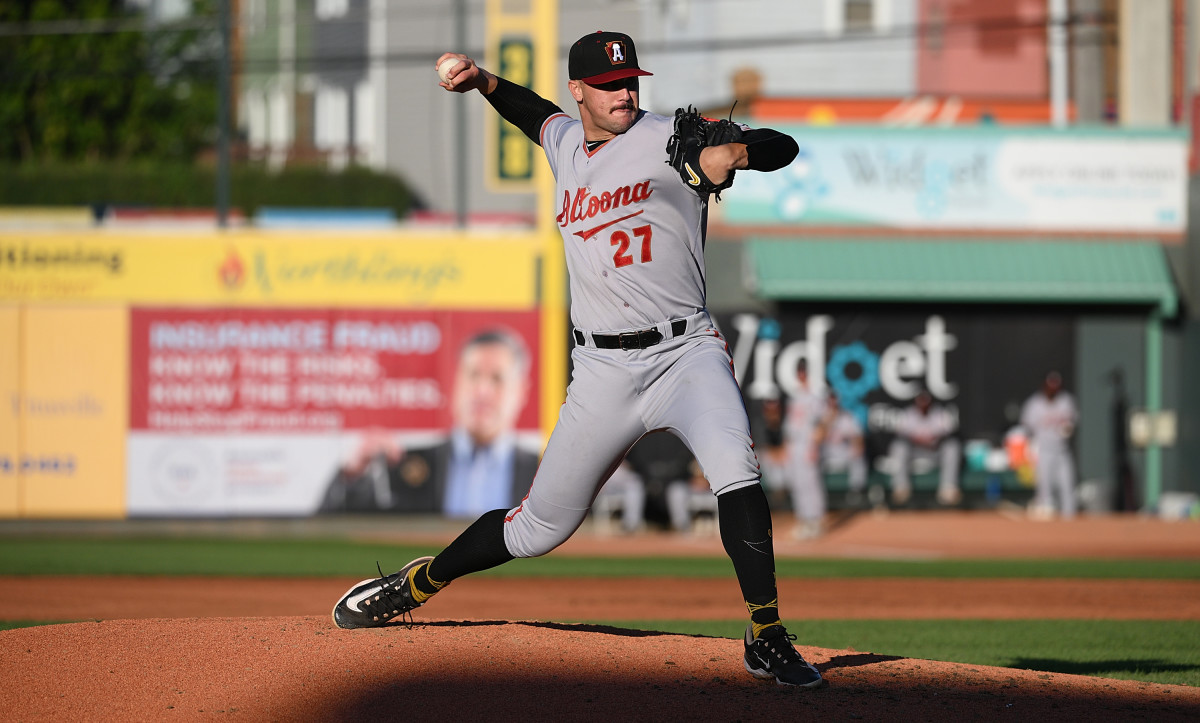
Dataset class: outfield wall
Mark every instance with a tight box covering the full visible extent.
[0,231,555,518]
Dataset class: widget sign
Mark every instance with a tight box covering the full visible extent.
[718,309,1075,451]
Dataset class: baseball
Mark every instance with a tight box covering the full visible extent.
[438,57,463,84]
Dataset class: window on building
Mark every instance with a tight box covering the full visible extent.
[244,0,266,34]
[845,0,874,32]
[316,0,349,20]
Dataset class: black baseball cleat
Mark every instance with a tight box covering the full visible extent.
[332,556,434,629]
[743,623,827,688]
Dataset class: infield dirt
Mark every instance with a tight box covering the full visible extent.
[2,510,1198,720]
[4,616,1199,721]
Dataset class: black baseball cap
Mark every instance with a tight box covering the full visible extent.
[568,31,653,85]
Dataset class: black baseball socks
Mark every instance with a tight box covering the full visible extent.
[407,508,515,603]
[408,488,783,639]
[717,483,783,639]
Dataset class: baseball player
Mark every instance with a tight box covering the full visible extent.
[782,360,827,539]
[1020,371,1078,519]
[333,31,824,689]
[887,389,961,507]
[816,389,867,502]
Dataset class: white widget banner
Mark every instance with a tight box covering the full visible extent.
[723,126,1188,235]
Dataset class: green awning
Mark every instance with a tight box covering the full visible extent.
[746,238,1178,315]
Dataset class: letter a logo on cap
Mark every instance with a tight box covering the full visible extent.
[606,41,626,65]
[569,31,651,83]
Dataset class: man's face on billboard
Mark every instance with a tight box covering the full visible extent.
[453,341,528,446]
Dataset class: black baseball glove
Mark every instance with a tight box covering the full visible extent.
[665,105,744,200]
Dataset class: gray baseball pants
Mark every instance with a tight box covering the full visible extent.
[503,311,760,557]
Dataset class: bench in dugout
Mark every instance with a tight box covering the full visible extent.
[823,465,1033,509]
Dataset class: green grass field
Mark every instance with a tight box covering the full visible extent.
[584,620,1200,688]
[1,537,1197,687]
[1,537,1197,579]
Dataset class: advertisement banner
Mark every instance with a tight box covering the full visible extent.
[718,308,1075,466]
[127,308,543,516]
[722,126,1187,235]
[14,307,128,518]
[126,433,344,517]
[0,232,541,307]
[0,307,18,515]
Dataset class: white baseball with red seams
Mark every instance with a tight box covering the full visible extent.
[501,110,761,558]
[437,57,463,84]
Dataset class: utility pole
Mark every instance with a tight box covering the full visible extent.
[454,0,467,228]
[1119,0,1172,126]
[216,0,233,227]
[1071,0,1106,123]
[1049,0,1069,127]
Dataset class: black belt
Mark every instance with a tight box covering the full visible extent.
[574,319,687,350]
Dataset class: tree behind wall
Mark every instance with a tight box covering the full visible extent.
[0,0,219,163]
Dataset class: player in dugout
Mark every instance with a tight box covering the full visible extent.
[332,31,824,689]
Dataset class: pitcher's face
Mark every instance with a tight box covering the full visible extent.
[570,76,640,139]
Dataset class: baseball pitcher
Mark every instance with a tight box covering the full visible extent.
[333,31,824,689]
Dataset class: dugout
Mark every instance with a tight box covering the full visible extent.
[734,237,1181,511]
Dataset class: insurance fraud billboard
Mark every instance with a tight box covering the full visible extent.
[721,125,1188,236]
[126,308,541,516]
[0,231,548,518]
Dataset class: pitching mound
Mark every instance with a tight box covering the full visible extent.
[4,617,1198,720]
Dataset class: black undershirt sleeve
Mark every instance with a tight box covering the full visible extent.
[740,128,799,172]
[484,76,565,146]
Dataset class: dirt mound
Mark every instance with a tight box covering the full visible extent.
[4,575,1200,622]
[4,616,1198,721]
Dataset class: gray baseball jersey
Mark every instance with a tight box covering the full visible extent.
[821,411,863,469]
[1020,390,1078,516]
[502,110,761,558]
[542,110,708,333]
[889,404,962,497]
[783,384,826,524]
[1020,391,1077,451]
[784,384,825,449]
[895,405,957,447]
